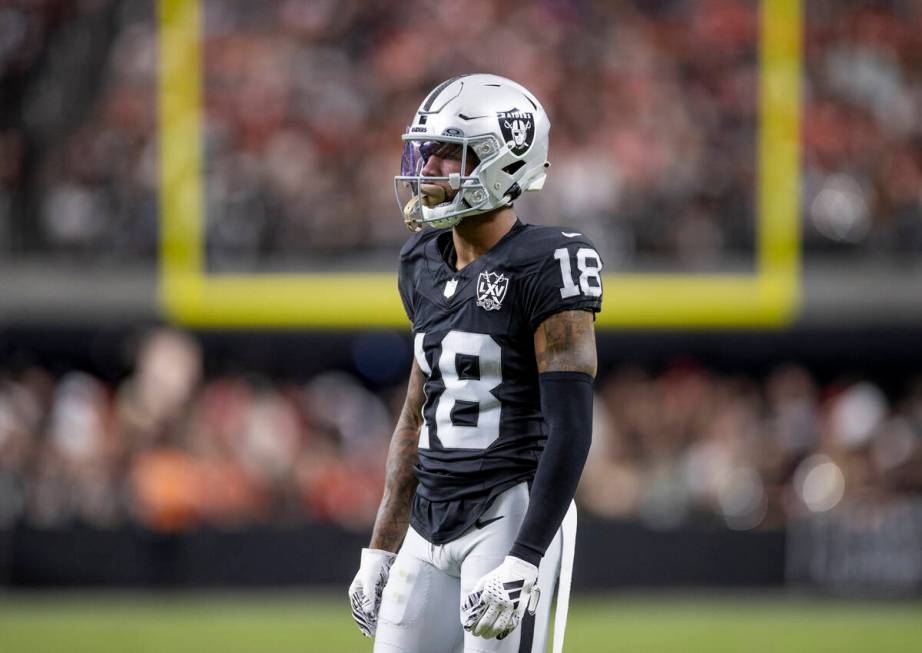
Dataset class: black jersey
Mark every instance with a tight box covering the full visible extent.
[398,219,603,544]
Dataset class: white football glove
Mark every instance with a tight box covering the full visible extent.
[462,555,540,640]
[348,548,396,637]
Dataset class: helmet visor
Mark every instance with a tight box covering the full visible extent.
[399,139,467,177]
[400,139,423,178]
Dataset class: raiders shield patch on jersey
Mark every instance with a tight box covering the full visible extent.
[476,270,508,311]
[497,110,534,156]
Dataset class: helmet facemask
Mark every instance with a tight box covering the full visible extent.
[395,133,501,231]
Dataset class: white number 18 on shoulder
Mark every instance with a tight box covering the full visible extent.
[554,247,602,299]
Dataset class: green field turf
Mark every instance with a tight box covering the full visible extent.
[1,592,920,653]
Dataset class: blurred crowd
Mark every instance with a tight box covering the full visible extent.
[0,329,393,531]
[584,361,922,530]
[1,0,921,268]
[1,327,920,533]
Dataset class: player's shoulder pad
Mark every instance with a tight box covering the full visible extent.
[399,227,447,261]
[510,224,599,263]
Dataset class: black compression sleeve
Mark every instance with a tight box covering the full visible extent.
[508,371,593,566]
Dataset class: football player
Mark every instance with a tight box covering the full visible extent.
[349,74,602,653]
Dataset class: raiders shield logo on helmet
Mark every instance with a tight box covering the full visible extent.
[497,110,535,156]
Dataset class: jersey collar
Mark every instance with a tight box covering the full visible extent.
[425,219,526,307]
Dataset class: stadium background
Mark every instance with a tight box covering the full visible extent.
[1,0,922,651]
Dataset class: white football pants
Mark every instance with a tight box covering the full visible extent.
[373,482,563,653]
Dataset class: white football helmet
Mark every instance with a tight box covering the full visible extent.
[395,74,550,231]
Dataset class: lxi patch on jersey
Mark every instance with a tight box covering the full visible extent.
[476,271,508,311]
[397,220,603,544]
[497,110,534,156]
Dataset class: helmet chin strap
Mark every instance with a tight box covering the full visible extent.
[421,201,465,229]
[403,171,507,231]
[402,191,465,231]
[404,184,516,230]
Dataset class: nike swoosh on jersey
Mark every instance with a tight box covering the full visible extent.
[561,231,582,237]
[475,515,505,529]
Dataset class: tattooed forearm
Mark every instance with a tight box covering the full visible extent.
[534,310,597,376]
[368,361,425,552]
